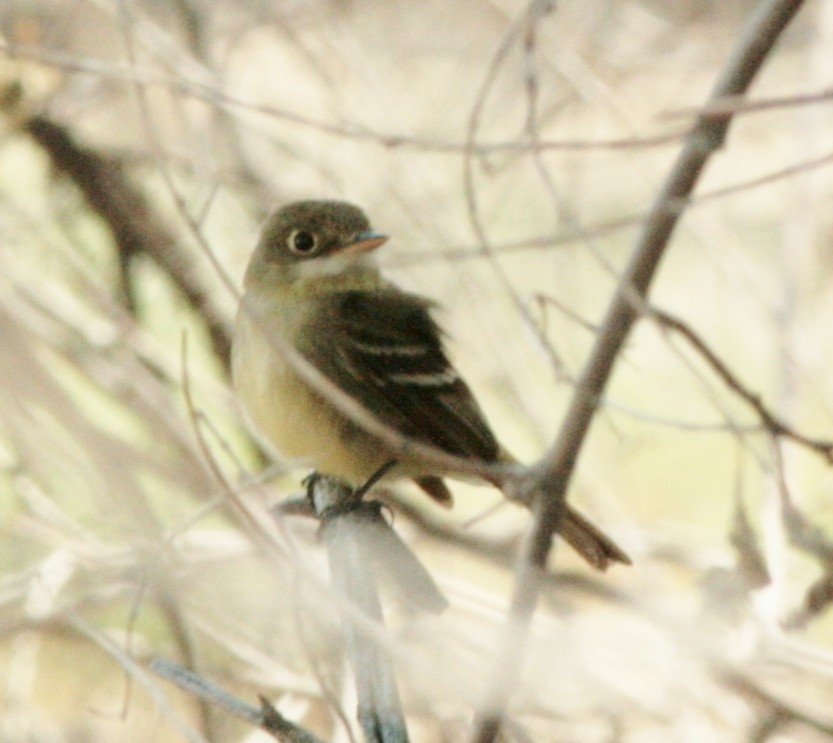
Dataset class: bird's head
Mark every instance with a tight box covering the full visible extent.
[244,200,388,293]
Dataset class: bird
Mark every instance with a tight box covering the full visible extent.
[232,200,629,570]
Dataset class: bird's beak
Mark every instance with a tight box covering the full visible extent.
[343,230,388,256]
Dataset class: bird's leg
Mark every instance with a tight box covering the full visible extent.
[302,470,322,499]
[314,460,398,524]
[352,459,399,500]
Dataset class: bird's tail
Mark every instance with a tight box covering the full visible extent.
[415,473,630,570]
[494,447,631,570]
[560,505,631,570]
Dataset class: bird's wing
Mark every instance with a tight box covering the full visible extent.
[302,289,499,463]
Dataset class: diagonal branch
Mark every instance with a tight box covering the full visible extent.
[651,307,833,463]
[471,1,810,741]
[17,114,232,366]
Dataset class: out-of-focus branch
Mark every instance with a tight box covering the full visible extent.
[718,668,833,739]
[0,45,686,154]
[151,658,325,743]
[770,442,833,629]
[9,106,231,365]
[472,2,810,741]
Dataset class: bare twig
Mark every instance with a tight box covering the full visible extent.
[666,86,833,120]
[729,496,770,591]
[68,621,210,743]
[259,697,330,743]
[689,147,833,204]
[471,3,810,741]
[393,212,643,267]
[534,293,598,336]
[463,0,569,383]
[1,41,685,155]
[651,308,833,463]
[786,572,833,630]
[150,658,325,743]
[718,668,833,738]
[770,440,833,563]
[155,591,216,737]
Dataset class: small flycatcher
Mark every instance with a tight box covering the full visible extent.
[232,200,629,569]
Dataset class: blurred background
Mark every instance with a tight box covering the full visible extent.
[2,0,833,741]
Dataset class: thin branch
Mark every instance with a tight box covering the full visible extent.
[652,307,833,463]
[150,658,326,743]
[729,496,771,591]
[533,293,599,336]
[68,620,210,743]
[392,212,643,267]
[0,42,685,155]
[155,590,216,738]
[769,439,833,629]
[771,441,833,564]
[690,147,833,204]
[471,2,810,741]
[463,0,568,386]
[666,85,833,120]
[718,668,833,738]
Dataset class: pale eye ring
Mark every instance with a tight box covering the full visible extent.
[288,229,318,254]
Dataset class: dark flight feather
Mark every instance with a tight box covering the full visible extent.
[302,288,500,467]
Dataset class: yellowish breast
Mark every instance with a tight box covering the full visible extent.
[231,300,390,484]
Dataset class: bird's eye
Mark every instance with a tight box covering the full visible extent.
[288,230,318,254]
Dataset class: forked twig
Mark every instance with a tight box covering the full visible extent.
[471,2,810,741]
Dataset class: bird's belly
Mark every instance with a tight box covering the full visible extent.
[233,321,389,484]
